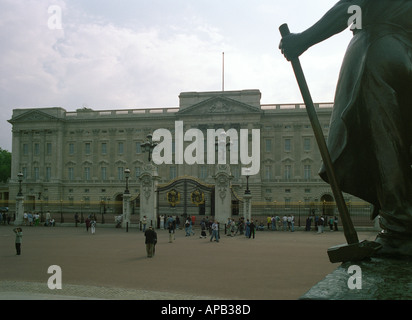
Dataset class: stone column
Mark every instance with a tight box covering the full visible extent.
[14,195,24,226]
[139,163,159,228]
[213,164,233,224]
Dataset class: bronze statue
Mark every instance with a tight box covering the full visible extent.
[279,0,412,257]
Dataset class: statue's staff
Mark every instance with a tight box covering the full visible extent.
[279,23,381,263]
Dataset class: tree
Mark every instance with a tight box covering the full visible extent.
[0,148,11,183]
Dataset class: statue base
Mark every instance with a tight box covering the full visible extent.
[300,257,412,300]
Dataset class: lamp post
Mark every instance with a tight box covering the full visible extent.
[38,192,44,222]
[17,172,23,196]
[60,199,64,223]
[141,134,158,162]
[298,200,302,227]
[14,172,25,226]
[244,167,251,195]
[124,168,131,194]
[123,168,131,230]
[80,199,84,223]
[243,167,252,221]
[100,199,105,224]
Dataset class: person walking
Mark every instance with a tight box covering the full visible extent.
[168,221,174,243]
[184,218,190,236]
[282,215,288,231]
[317,215,325,234]
[85,217,91,232]
[145,226,157,258]
[200,219,207,239]
[142,215,147,232]
[290,215,295,232]
[334,216,339,231]
[249,219,256,239]
[245,219,251,238]
[45,211,51,226]
[90,219,96,234]
[13,228,23,255]
[210,220,219,242]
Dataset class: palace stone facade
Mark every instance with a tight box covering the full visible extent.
[8,89,359,219]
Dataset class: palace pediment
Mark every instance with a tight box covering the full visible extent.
[8,109,61,124]
[177,96,262,116]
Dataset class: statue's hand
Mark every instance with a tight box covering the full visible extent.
[279,33,308,61]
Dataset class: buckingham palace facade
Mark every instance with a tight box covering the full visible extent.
[8,89,361,219]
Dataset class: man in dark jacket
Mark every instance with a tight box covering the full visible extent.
[280,0,412,256]
[144,226,157,258]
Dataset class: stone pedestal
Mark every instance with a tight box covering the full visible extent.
[213,164,233,224]
[14,195,24,226]
[300,257,412,300]
[243,193,252,221]
[139,163,159,228]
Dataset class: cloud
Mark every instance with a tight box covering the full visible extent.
[0,0,353,151]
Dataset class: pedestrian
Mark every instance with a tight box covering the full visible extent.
[34,212,40,226]
[45,211,51,226]
[317,215,325,234]
[85,217,90,232]
[144,226,157,258]
[267,216,272,230]
[271,216,277,231]
[168,221,174,243]
[290,215,295,232]
[2,212,8,225]
[245,219,251,237]
[200,219,207,238]
[27,212,33,226]
[189,219,195,236]
[160,214,165,229]
[142,215,147,232]
[184,218,190,236]
[210,220,219,242]
[13,227,23,255]
[305,216,312,231]
[90,219,96,234]
[334,216,339,231]
[282,215,287,231]
[249,219,255,239]
[329,216,334,231]
[230,220,236,237]
[287,215,292,231]
[276,216,282,231]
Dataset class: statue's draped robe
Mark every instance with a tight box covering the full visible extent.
[319,0,412,235]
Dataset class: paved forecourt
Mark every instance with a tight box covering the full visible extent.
[0,224,377,300]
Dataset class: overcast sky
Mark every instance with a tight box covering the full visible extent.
[0,0,353,152]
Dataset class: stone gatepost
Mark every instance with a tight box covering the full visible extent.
[14,195,24,226]
[213,164,233,224]
[139,163,160,228]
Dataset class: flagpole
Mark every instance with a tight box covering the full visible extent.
[222,52,225,91]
